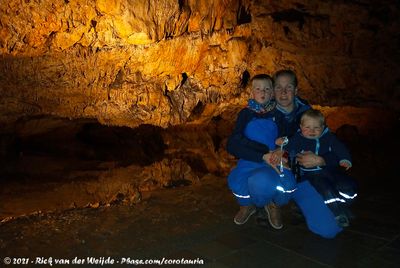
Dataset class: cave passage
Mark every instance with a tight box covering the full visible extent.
[0,115,232,219]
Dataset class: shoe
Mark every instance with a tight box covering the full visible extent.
[265,202,283,229]
[335,215,350,228]
[234,206,256,225]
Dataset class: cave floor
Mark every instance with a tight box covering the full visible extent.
[1,171,399,268]
[1,127,400,268]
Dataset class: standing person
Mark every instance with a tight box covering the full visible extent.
[284,109,358,227]
[226,74,296,230]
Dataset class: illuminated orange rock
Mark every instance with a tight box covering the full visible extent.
[0,0,399,131]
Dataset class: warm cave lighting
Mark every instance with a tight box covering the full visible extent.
[0,1,399,266]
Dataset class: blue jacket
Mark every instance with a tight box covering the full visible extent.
[269,97,310,137]
[226,107,275,162]
[227,97,310,162]
[285,127,352,171]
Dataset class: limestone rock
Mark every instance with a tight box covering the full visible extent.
[0,0,399,130]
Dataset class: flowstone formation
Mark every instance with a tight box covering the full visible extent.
[0,0,399,219]
[1,0,399,130]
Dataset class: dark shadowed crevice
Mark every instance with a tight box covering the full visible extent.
[167,151,209,177]
[178,0,186,11]
[76,123,166,166]
[90,19,97,28]
[270,9,329,31]
[7,119,166,170]
[188,101,205,121]
[237,3,252,25]
[283,25,290,36]
[240,70,250,88]
[271,9,308,30]
[180,72,188,87]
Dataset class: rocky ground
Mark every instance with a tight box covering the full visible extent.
[0,173,238,260]
[0,120,399,266]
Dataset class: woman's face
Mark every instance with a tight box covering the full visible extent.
[252,79,273,105]
[274,75,297,111]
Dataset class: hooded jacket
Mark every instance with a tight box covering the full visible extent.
[285,127,352,171]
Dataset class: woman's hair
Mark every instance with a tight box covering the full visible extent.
[273,69,298,88]
[301,109,325,126]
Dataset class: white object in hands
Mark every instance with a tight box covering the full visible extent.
[279,136,289,177]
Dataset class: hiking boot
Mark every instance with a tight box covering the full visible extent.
[265,202,283,229]
[234,205,256,225]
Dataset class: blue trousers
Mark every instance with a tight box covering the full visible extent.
[228,161,342,238]
[301,169,358,218]
[293,180,342,239]
[228,160,296,207]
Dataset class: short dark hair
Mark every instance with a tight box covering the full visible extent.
[273,69,298,88]
[301,109,325,126]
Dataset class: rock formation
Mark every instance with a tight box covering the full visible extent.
[1,0,399,130]
[1,0,399,219]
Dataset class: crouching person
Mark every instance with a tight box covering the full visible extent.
[226,74,296,230]
[285,109,358,230]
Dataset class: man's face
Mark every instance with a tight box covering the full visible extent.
[252,79,273,105]
[274,75,297,111]
[300,116,323,138]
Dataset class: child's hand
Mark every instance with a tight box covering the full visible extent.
[339,160,352,170]
[275,136,288,146]
[296,151,325,168]
[275,137,285,146]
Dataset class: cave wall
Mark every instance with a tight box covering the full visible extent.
[1,0,399,129]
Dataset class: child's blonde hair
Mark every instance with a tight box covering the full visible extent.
[251,74,273,87]
[301,109,325,126]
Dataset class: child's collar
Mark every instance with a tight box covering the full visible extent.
[299,127,329,140]
[247,99,275,114]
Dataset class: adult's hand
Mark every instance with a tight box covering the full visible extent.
[296,151,325,168]
[263,150,287,174]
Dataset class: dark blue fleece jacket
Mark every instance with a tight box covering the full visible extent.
[285,127,352,170]
[269,97,310,137]
[227,97,311,163]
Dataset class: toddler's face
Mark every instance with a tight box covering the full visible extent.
[252,79,273,105]
[300,116,323,138]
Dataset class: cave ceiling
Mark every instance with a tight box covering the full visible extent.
[0,0,399,129]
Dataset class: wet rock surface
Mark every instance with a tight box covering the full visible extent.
[0,127,399,266]
[1,1,399,265]
[0,117,234,220]
[0,173,237,259]
[0,108,398,220]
